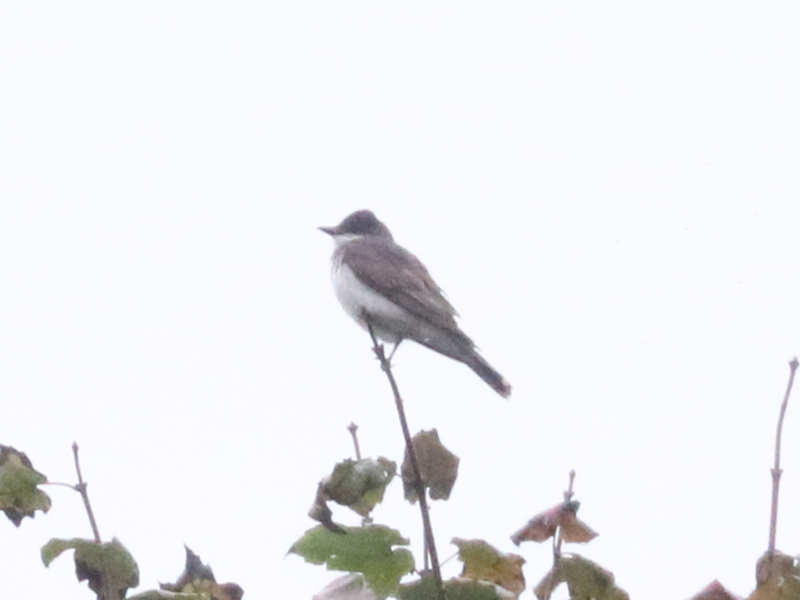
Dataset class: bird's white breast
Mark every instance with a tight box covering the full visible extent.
[330,255,406,343]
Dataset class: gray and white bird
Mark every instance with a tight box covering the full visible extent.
[320,209,511,398]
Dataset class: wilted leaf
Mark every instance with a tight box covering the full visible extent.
[158,546,243,600]
[534,554,627,600]
[309,481,347,533]
[41,537,139,599]
[0,444,51,526]
[398,575,517,600]
[324,457,396,517]
[511,500,596,545]
[452,538,525,596]
[749,551,800,600]
[313,574,378,600]
[402,430,459,502]
[290,524,414,596]
[690,580,742,600]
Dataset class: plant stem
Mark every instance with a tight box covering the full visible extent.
[40,481,80,490]
[366,324,444,600]
[768,357,798,553]
[554,470,576,557]
[72,442,102,544]
[72,442,118,600]
[545,470,577,600]
[347,422,362,460]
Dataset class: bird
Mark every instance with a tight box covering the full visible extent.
[319,209,511,398]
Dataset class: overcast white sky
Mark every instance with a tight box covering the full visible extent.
[1,2,799,599]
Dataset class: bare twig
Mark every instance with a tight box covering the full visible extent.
[365,323,445,600]
[554,469,576,557]
[40,481,80,490]
[347,422,362,460]
[72,442,102,544]
[544,470,577,600]
[72,442,118,600]
[768,357,798,553]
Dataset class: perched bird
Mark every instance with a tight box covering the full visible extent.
[320,209,511,398]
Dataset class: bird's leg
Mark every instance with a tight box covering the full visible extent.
[387,339,403,363]
[362,310,384,357]
[362,310,402,366]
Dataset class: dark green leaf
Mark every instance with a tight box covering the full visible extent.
[0,445,51,526]
[42,537,139,598]
[325,458,396,517]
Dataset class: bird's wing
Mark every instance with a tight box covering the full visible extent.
[341,237,469,338]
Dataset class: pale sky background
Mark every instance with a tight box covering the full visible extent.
[1,2,799,599]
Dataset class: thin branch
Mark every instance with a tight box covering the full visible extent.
[347,422,362,460]
[545,470,577,600]
[72,442,119,600]
[768,357,798,553]
[439,550,459,567]
[72,442,102,544]
[554,469,576,557]
[40,481,80,490]
[365,322,445,600]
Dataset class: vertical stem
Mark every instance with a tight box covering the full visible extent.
[545,470,577,600]
[554,470,576,557]
[767,357,798,552]
[72,442,102,544]
[366,324,444,600]
[347,422,362,460]
[72,442,118,600]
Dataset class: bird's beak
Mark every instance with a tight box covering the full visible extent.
[318,226,336,236]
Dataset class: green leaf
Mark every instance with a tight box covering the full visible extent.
[128,592,206,600]
[325,458,396,517]
[452,538,525,596]
[534,554,628,600]
[398,576,515,600]
[290,524,414,596]
[0,445,51,526]
[42,537,140,598]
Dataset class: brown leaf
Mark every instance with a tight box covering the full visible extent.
[402,430,459,503]
[560,515,598,543]
[690,580,742,600]
[748,551,800,600]
[511,500,597,545]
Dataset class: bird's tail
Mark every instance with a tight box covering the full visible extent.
[464,352,511,398]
